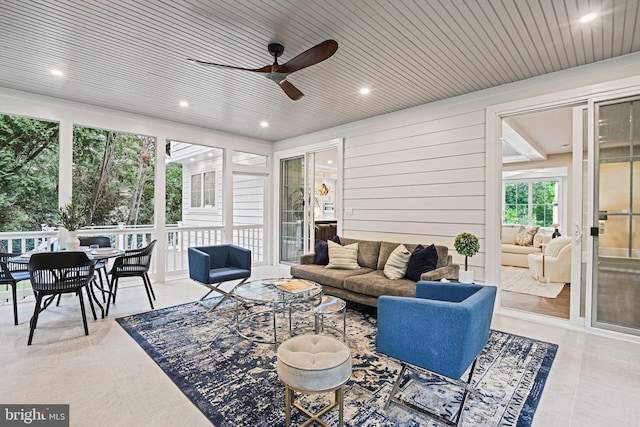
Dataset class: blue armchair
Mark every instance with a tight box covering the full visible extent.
[376,281,497,426]
[188,244,251,312]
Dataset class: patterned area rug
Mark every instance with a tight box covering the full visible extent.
[116,300,558,426]
[501,265,566,298]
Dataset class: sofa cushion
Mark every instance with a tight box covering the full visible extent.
[290,264,372,290]
[383,244,412,279]
[326,241,360,270]
[502,243,541,255]
[377,241,402,270]
[502,226,518,244]
[515,226,538,246]
[344,270,416,298]
[378,241,449,270]
[338,237,381,269]
[405,244,439,281]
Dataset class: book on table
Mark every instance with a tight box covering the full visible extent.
[274,279,316,294]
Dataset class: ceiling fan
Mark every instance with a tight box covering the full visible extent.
[188,40,338,100]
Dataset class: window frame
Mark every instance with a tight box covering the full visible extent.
[502,178,562,228]
[190,170,216,210]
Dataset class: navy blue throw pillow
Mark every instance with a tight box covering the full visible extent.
[314,240,329,265]
[314,235,340,265]
[405,244,439,281]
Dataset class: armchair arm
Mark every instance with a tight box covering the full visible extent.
[228,245,252,271]
[188,247,211,284]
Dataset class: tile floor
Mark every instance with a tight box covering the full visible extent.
[0,267,639,427]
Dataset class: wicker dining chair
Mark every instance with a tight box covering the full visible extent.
[78,236,112,301]
[27,251,97,345]
[106,240,157,316]
[0,252,31,325]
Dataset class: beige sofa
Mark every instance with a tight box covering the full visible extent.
[290,237,459,307]
[501,226,550,268]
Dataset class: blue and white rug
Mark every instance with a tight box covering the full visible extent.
[116,301,557,426]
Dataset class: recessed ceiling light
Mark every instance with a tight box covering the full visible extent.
[580,13,597,23]
[260,121,269,128]
[50,69,64,77]
[179,101,189,107]
[359,87,371,95]
[562,144,570,149]
[327,160,333,164]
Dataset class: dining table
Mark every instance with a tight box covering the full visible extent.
[9,247,125,318]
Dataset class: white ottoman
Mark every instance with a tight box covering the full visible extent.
[277,334,352,427]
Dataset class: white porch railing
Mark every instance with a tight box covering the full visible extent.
[0,224,265,304]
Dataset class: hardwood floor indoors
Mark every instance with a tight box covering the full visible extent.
[501,284,570,319]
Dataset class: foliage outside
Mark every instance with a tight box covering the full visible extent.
[0,114,184,234]
[454,232,480,271]
[0,114,59,232]
[504,180,557,227]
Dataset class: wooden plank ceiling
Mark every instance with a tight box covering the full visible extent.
[1,0,639,142]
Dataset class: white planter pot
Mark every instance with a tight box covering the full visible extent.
[459,270,474,284]
[66,230,81,251]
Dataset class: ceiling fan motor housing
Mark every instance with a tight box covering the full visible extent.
[268,43,285,60]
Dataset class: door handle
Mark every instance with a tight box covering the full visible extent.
[574,221,583,243]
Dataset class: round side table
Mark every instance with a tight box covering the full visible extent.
[313,295,347,342]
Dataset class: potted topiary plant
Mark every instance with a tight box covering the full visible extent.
[57,202,86,250]
[454,232,480,283]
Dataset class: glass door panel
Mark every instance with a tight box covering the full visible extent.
[593,98,640,335]
[280,156,304,264]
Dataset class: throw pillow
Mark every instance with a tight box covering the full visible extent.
[515,226,538,246]
[313,240,329,265]
[405,244,439,281]
[313,235,341,265]
[326,240,360,270]
[383,244,412,280]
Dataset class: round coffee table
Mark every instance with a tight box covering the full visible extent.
[234,278,321,346]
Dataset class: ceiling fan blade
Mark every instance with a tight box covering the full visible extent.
[277,40,338,74]
[187,58,272,73]
[278,79,304,100]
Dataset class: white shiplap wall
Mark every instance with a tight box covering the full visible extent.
[341,109,486,279]
[275,54,640,283]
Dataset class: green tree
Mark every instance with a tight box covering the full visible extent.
[165,163,183,224]
[0,114,59,232]
[73,127,155,226]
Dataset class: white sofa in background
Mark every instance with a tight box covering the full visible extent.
[527,236,572,283]
[501,225,550,268]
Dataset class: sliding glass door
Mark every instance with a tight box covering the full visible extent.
[280,156,305,264]
[592,97,640,335]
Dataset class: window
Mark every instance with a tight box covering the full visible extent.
[503,180,558,227]
[191,171,215,208]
